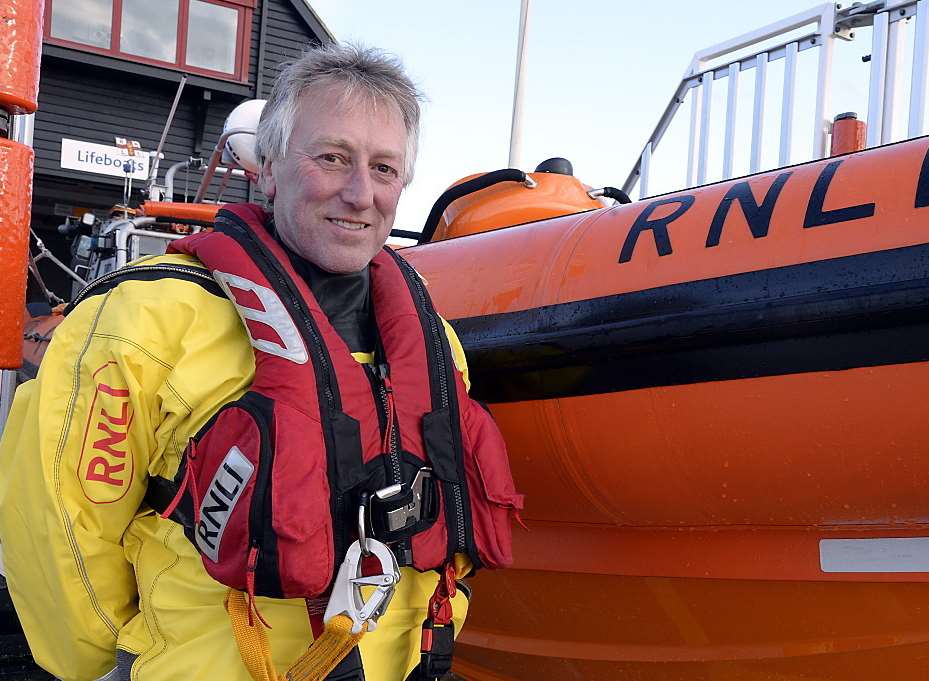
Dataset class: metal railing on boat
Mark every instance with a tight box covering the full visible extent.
[623,0,929,199]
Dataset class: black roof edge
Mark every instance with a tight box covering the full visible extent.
[286,1,336,43]
[42,44,253,97]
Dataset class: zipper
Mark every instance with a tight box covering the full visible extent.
[215,212,348,578]
[69,264,217,308]
[370,361,412,564]
[392,256,468,553]
[247,404,274,552]
[372,363,402,485]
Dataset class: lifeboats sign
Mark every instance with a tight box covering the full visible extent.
[60,138,149,180]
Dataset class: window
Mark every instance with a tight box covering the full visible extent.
[49,0,112,48]
[45,0,254,82]
[120,0,180,64]
[186,1,239,74]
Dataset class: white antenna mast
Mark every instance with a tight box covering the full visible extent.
[508,0,531,169]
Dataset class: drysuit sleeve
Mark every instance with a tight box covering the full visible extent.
[442,318,470,393]
[0,288,182,681]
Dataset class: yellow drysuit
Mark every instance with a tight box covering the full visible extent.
[0,253,469,681]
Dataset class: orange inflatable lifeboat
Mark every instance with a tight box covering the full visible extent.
[398,138,929,681]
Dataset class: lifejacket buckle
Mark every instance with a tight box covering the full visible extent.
[377,467,433,534]
[324,538,401,635]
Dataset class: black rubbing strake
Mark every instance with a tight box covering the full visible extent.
[453,243,929,403]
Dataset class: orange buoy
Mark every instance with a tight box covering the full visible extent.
[831,112,867,156]
[402,136,929,680]
[0,138,34,368]
[0,0,44,114]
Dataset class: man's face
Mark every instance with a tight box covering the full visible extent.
[261,86,407,273]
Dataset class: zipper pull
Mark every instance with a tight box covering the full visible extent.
[245,544,272,629]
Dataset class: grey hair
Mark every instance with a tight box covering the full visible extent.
[255,43,424,185]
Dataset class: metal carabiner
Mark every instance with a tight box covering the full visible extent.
[323,537,401,635]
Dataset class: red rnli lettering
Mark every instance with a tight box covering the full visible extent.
[84,394,130,488]
[80,365,136,503]
[97,383,130,398]
[85,457,125,486]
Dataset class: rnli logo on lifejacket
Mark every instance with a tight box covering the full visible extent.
[78,362,135,504]
[213,270,309,364]
[196,446,255,563]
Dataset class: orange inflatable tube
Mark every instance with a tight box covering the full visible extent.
[0,0,44,114]
[401,137,929,681]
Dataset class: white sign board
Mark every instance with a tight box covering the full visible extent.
[60,138,149,180]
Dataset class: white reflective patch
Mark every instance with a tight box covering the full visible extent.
[196,445,255,562]
[820,537,929,573]
[214,270,308,364]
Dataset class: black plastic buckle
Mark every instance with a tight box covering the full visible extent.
[416,620,454,680]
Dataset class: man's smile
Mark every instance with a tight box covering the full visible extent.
[328,217,370,231]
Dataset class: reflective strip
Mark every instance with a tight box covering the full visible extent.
[214,270,309,364]
[196,446,255,562]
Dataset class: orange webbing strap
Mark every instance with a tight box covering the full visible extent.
[225,589,366,681]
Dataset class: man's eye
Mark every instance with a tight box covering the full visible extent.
[319,153,345,165]
[374,163,398,177]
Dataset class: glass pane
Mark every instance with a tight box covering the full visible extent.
[120,0,179,64]
[186,1,238,74]
[50,0,113,48]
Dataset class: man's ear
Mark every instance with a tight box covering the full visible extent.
[258,158,276,200]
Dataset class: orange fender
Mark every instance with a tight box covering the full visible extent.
[0,139,34,368]
[0,0,44,114]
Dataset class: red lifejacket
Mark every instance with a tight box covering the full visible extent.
[149,203,523,600]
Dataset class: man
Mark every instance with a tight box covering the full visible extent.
[0,44,520,681]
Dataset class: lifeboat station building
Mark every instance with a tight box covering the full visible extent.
[26,0,332,297]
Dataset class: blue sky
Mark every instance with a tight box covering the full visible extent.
[308,1,893,231]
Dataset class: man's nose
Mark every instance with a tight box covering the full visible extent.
[340,165,375,211]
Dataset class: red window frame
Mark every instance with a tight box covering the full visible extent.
[44,0,254,83]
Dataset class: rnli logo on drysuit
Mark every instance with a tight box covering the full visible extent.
[196,446,254,562]
[78,362,135,504]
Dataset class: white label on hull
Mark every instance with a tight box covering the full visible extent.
[820,537,929,572]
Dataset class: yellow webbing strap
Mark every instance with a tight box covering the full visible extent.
[226,589,367,681]
[286,613,367,681]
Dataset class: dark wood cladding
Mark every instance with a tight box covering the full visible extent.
[258,0,324,98]
[33,0,328,208]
